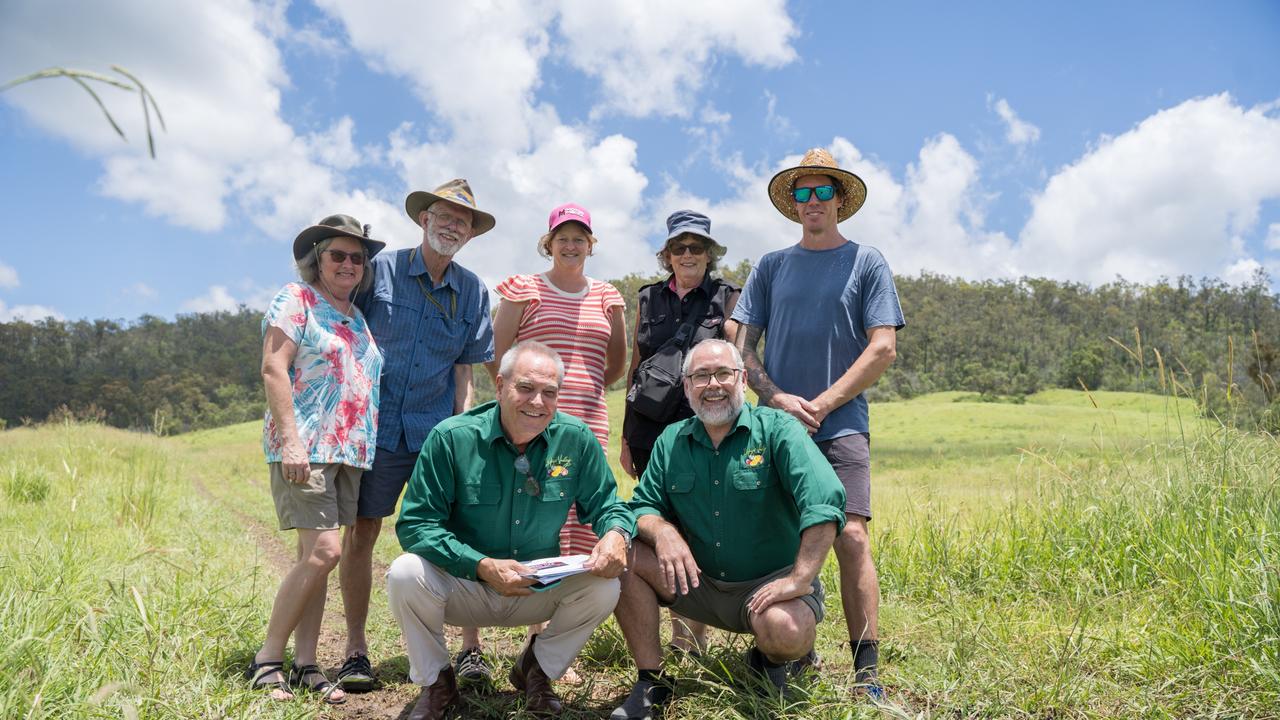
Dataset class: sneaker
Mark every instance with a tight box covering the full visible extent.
[610,678,673,720]
[453,647,493,685]
[335,652,376,693]
[744,646,788,695]
[787,648,821,678]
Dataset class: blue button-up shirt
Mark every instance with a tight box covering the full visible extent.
[357,247,494,453]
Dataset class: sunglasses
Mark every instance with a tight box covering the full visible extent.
[514,453,541,497]
[323,249,366,265]
[668,243,707,257]
[792,185,837,203]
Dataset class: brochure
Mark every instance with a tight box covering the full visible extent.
[520,554,591,588]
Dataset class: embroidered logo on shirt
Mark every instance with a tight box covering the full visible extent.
[743,447,766,467]
[546,456,573,477]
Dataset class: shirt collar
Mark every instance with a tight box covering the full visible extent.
[481,401,551,451]
[664,271,715,298]
[409,247,460,291]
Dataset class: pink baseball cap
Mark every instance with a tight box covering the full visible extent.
[547,203,592,233]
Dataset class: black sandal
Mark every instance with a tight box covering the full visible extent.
[289,664,345,705]
[245,659,292,700]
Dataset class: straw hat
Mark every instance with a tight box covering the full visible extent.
[404,178,496,237]
[766,148,867,223]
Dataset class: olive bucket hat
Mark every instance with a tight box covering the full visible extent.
[292,214,386,261]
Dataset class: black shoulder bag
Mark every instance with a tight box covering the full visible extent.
[627,294,709,423]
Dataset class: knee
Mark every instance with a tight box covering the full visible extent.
[385,553,425,598]
[834,518,870,558]
[753,606,814,659]
[309,536,343,571]
[347,518,382,550]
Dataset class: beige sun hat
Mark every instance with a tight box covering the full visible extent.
[766,147,868,223]
[404,178,496,237]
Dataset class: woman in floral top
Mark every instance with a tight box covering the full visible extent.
[247,215,385,705]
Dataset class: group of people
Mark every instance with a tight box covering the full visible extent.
[245,147,906,719]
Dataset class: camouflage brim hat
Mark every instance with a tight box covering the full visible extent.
[404,178,496,237]
[766,147,868,224]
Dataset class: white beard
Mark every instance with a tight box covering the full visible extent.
[693,384,745,426]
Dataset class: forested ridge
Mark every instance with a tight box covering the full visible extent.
[5,265,1280,434]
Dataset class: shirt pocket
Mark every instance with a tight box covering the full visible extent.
[539,476,576,503]
[731,464,776,492]
[458,480,499,505]
[664,472,695,495]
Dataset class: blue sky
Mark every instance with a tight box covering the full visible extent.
[1,0,1278,322]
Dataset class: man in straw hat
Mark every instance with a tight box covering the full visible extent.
[336,179,497,692]
[729,148,905,697]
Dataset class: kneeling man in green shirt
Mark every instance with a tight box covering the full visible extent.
[387,340,635,719]
[611,339,846,719]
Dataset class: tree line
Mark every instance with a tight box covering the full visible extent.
[4,265,1280,434]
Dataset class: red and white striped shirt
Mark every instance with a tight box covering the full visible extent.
[495,273,624,554]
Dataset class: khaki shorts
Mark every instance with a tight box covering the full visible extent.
[269,462,361,530]
[661,564,824,634]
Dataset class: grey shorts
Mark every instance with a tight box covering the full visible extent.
[817,432,872,520]
[661,565,825,634]
[359,436,418,518]
[269,462,361,530]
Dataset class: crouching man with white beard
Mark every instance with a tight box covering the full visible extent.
[610,339,847,719]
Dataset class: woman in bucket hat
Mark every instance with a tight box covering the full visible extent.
[620,209,739,657]
[246,214,385,705]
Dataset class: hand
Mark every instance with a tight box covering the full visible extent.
[477,558,536,597]
[619,441,637,478]
[282,441,310,485]
[745,574,812,615]
[809,396,833,426]
[585,530,628,578]
[653,526,701,596]
[768,393,821,433]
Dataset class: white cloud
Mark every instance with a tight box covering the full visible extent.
[1014,94,1280,284]
[989,95,1041,146]
[1266,222,1280,251]
[181,285,240,314]
[556,0,798,119]
[123,282,157,300]
[0,262,18,289]
[0,301,62,322]
[763,89,796,139]
[1223,258,1263,285]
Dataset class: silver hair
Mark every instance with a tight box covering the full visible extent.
[296,236,375,294]
[682,338,744,376]
[498,340,566,384]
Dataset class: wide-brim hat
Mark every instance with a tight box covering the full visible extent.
[766,147,868,223]
[664,209,727,259]
[404,178,496,237]
[292,214,386,261]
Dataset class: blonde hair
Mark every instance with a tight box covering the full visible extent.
[537,223,598,259]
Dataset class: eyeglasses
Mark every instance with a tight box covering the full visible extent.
[514,453,540,497]
[686,368,741,387]
[323,249,366,265]
[792,185,836,203]
[668,243,707,257]
[427,209,473,231]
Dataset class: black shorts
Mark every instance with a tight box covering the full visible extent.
[817,432,871,520]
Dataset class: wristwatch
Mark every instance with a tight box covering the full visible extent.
[609,526,633,550]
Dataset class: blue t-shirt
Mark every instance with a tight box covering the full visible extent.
[730,241,905,441]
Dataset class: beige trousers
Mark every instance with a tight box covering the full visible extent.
[386,553,620,686]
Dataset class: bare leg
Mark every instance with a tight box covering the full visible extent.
[833,516,878,645]
[255,528,343,698]
[613,544,674,671]
[339,516,381,658]
[461,626,482,650]
[668,612,708,653]
[749,600,816,663]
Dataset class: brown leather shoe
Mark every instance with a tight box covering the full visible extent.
[508,636,563,717]
[407,667,459,720]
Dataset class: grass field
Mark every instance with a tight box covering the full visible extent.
[2,389,1277,718]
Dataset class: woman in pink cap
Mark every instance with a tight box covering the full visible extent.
[451,203,627,685]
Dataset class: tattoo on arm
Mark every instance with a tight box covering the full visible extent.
[736,324,782,403]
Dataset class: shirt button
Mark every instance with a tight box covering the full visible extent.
[714,480,719,485]
[559,491,565,497]
[517,488,523,494]
[514,520,520,525]
[756,481,761,487]
[715,542,721,547]
[714,511,720,517]
[720,571,726,577]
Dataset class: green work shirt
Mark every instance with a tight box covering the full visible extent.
[630,402,846,582]
[396,401,636,581]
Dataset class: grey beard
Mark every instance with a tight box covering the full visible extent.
[427,234,462,256]
[693,387,744,426]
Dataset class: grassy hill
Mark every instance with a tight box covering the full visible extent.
[2,390,1275,718]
